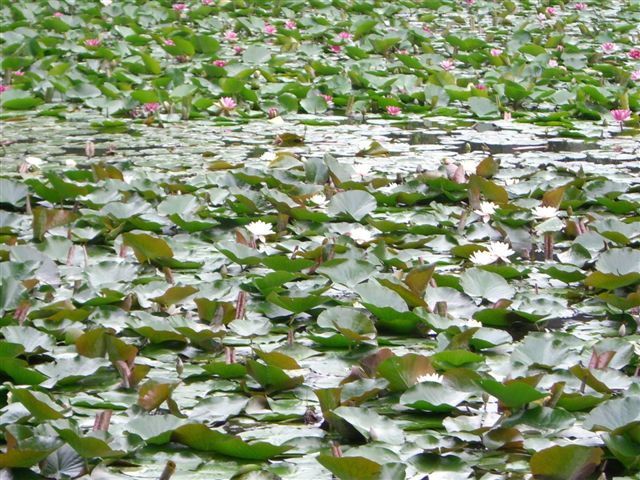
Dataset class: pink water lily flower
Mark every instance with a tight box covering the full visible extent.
[490,48,502,57]
[219,97,237,110]
[213,59,227,67]
[611,109,631,122]
[631,70,640,81]
[0,84,9,93]
[548,59,559,67]
[575,2,587,10]
[546,6,557,15]
[440,59,455,71]
[386,106,401,116]
[338,31,352,40]
[330,45,342,53]
[284,20,297,30]
[321,94,334,106]
[601,42,617,54]
[13,70,25,77]
[475,83,486,90]
[143,103,160,114]
[173,3,188,11]
[629,48,640,60]
[422,25,432,33]
[53,11,64,17]
[164,39,176,46]
[264,23,277,35]
[233,45,243,55]
[202,0,214,4]
[224,30,238,41]
[85,38,101,47]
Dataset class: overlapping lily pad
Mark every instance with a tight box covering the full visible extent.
[1,0,640,478]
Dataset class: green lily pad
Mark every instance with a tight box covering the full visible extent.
[172,424,290,460]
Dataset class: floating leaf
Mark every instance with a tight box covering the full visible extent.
[377,354,435,392]
[400,383,472,412]
[246,360,304,393]
[327,191,377,221]
[172,424,289,460]
[317,455,382,480]
[481,379,546,409]
[332,406,405,444]
[122,232,174,263]
[460,268,515,302]
[530,445,602,480]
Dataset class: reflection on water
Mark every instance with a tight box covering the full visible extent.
[0,111,638,183]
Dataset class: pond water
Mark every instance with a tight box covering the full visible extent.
[2,110,640,479]
[2,0,640,477]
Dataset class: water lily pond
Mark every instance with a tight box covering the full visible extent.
[1,0,640,479]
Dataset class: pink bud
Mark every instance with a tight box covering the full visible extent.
[213,59,227,67]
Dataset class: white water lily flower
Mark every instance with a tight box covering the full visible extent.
[378,182,399,194]
[488,241,515,263]
[473,201,497,222]
[532,205,559,219]
[416,373,444,383]
[65,159,77,167]
[260,151,277,161]
[352,163,371,178]
[309,193,328,207]
[25,156,44,166]
[347,226,376,245]
[246,220,274,242]
[461,159,477,173]
[470,250,498,265]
